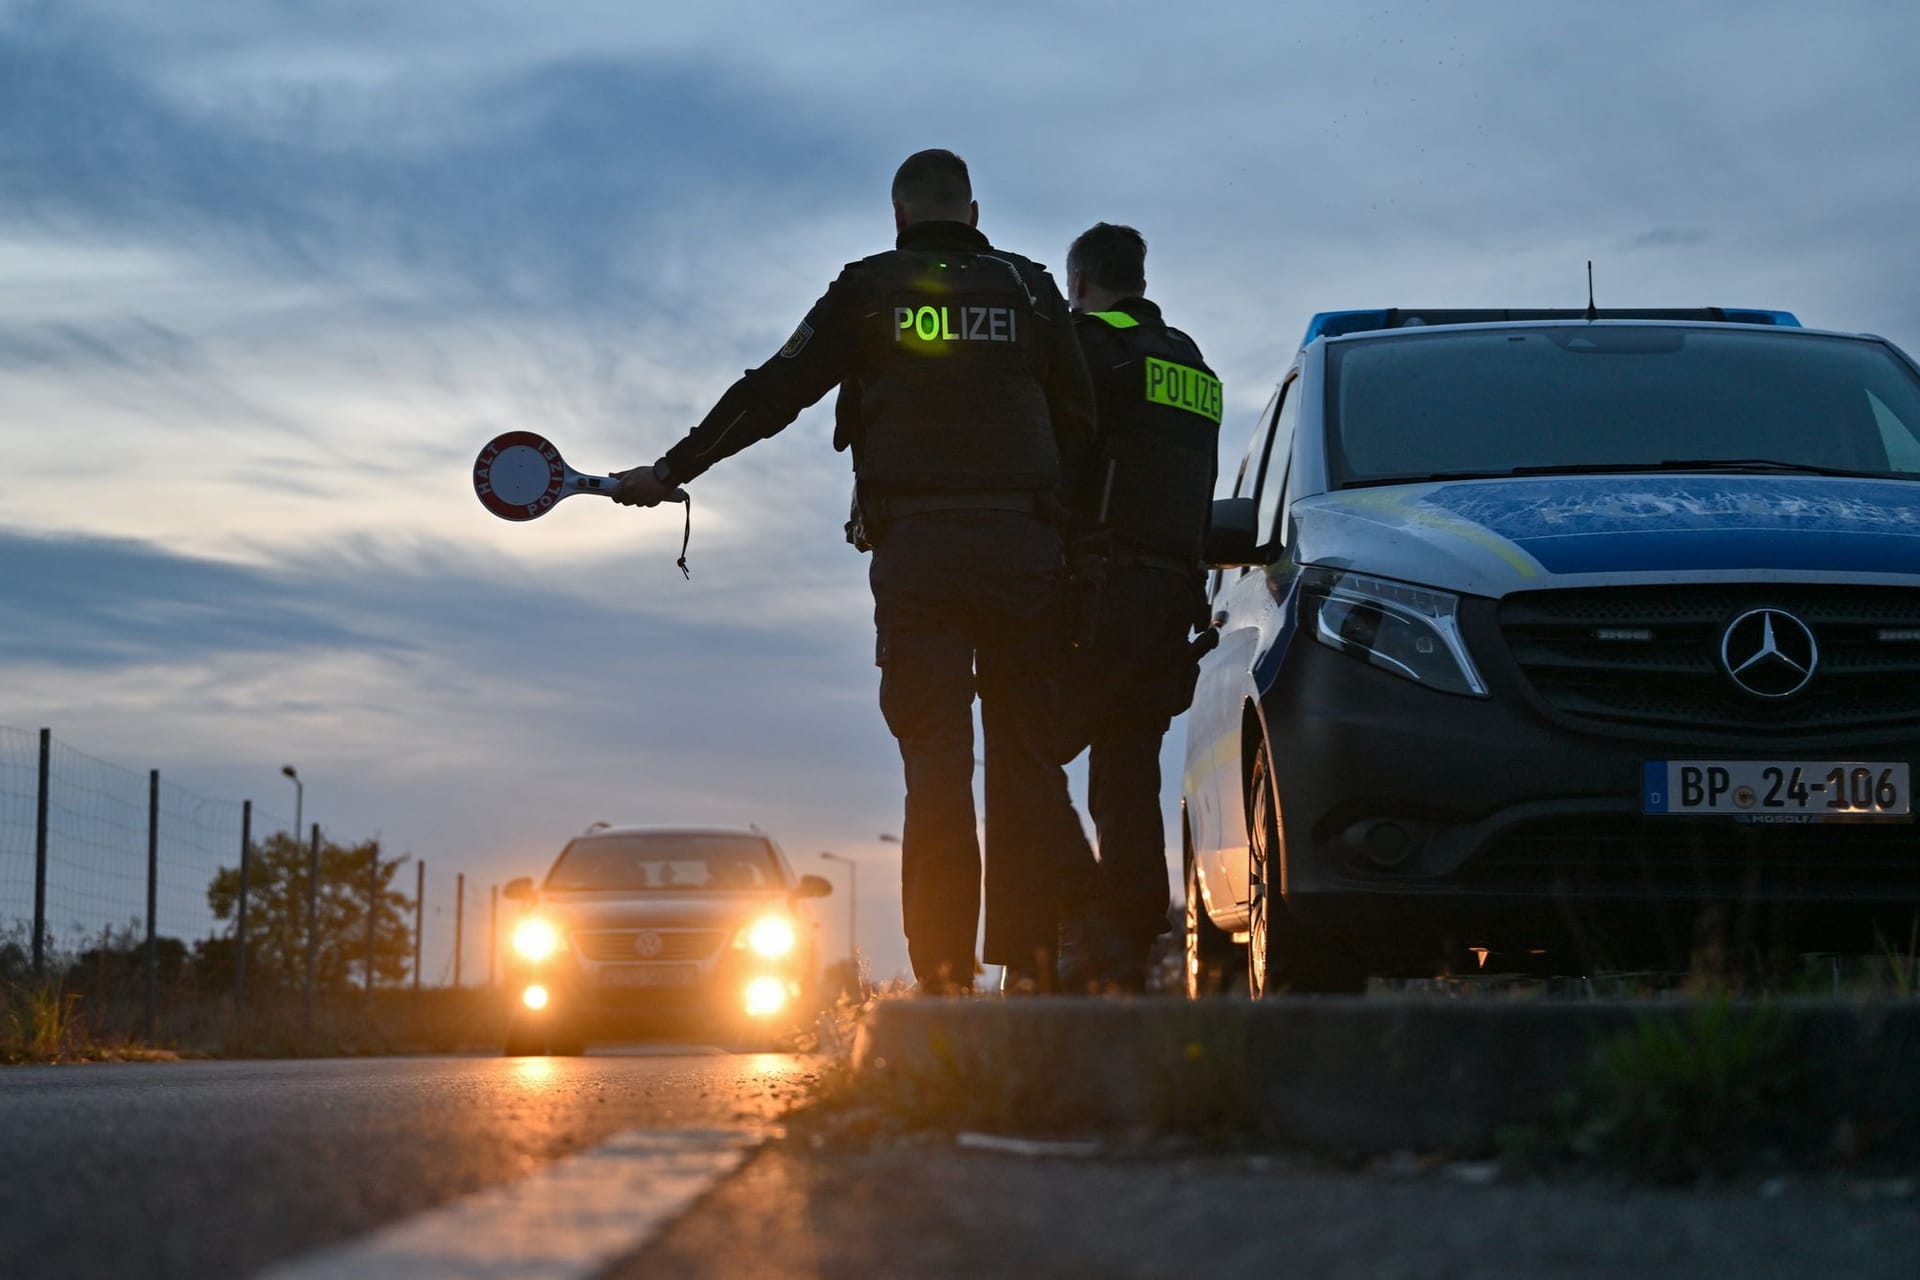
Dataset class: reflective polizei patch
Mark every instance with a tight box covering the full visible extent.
[1144,357,1222,424]
[778,321,813,358]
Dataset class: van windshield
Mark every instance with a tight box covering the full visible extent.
[1327,326,1920,487]
[544,833,783,891]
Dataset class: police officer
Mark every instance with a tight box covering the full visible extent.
[1056,223,1222,991]
[612,150,1098,993]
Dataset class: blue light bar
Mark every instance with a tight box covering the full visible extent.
[1301,310,1392,346]
[1718,309,1802,327]
[1301,307,1802,348]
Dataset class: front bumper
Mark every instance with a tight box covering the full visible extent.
[1264,612,1920,964]
[507,944,807,1033]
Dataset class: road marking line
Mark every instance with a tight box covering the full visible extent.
[255,1128,760,1280]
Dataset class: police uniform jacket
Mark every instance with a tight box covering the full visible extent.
[1071,297,1221,561]
[659,221,1095,502]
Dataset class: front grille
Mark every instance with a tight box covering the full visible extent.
[573,930,727,963]
[1466,817,1920,895]
[1499,585,1920,735]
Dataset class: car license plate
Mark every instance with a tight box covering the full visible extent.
[1644,761,1912,820]
[599,964,698,988]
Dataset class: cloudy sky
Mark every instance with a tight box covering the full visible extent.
[3,0,1917,981]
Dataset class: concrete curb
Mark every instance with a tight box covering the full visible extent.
[852,997,1920,1154]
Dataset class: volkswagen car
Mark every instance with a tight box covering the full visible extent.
[1182,308,1920,995]
[501,824,831,1052]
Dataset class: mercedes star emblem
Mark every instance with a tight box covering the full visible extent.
[1720,608,1819,699]
[632,930,664,958]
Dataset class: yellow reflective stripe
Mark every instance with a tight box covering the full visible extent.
[1144,356,1223,424]
[1088,310,1139,329]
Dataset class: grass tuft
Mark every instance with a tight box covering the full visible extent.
[1503,1000,1813,1182]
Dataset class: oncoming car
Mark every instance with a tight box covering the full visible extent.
[1182,307,1920,995]
[501,825,831,1053]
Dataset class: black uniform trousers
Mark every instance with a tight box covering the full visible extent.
[870,509,1089,986]
[1063,564,1203,946]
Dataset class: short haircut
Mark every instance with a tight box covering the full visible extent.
[891,149,972,218]
[1067,222,1148,295]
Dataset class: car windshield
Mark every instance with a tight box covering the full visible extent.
[1327,326,1920,487]
[544,833,783,892]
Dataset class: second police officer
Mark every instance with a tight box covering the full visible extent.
[1055,223,1223,991]
[612,150,1097,994]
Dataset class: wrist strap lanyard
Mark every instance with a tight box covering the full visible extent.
[676,496,692,579]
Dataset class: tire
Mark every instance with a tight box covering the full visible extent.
[1247,741,1366,996]
[1184,832,1240,999]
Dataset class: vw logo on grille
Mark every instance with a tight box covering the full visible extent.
[632,930,664,958]
[1720,608,1819,699]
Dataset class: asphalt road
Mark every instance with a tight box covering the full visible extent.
[0,1048,815,1280]
[629,1145,1920,1280]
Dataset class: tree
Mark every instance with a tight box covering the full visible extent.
[207,832,414,992]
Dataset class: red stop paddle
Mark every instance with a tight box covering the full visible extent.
[473,431,691,575]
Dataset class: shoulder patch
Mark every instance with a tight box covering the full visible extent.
[778,321,814,359]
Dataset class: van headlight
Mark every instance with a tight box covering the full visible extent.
[512,918,562,962]
[1303,568,1487,696]
[738,916,797,959]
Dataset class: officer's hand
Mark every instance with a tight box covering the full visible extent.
[611,464,676,508]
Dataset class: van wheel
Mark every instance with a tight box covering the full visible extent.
[1184,842,1240,999]
[1248,742,1366,996]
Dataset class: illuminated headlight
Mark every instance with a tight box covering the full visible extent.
[1304,568,1487,697]
[522,983,550,1011]
[743,976,790,1018]
[513,918,561,962]
[739,916,797,959]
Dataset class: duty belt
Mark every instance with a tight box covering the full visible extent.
[1112,546,1202,575]
[881,491,1039,519]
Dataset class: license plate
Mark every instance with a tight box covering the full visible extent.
[598,964,699,988]
[1644,761,1912,820]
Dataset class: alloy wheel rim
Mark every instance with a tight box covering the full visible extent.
[1185,863,1202,997]
[1249,757,1271,997]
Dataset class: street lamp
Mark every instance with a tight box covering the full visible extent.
[818,852,859,973]
[281,765,303,839]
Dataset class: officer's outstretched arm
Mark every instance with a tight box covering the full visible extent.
[651,273,858,486]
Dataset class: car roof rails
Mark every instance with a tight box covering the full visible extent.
[1301,307,1800,347]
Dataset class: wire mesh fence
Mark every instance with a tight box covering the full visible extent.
[0,724,500,1001]
[0,725,41,955]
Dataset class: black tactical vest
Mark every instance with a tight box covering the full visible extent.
[844,244,1061,497]
[1079,307,1221,559]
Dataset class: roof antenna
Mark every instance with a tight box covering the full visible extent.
[1585,260,1598,321]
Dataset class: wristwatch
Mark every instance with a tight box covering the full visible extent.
[651,459,674,485]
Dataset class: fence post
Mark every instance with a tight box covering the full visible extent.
[454,873,465,989]
[236,800,251,1020]
[413,861,424,994]
[488,884,498,989]
[146,769,159,1039]
[364,843,378,997]
[32,728,49,978]
[304,822,320,1041]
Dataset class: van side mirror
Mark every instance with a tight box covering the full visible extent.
[502,877,536,903]
[793,874,834,900]
[1204,497,1260,567]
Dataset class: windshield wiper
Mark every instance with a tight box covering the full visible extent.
[1342,458,1904,489]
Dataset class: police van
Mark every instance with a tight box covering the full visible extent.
[1181,307,1920,994]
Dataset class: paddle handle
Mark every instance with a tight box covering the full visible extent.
[566,471,689,503]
